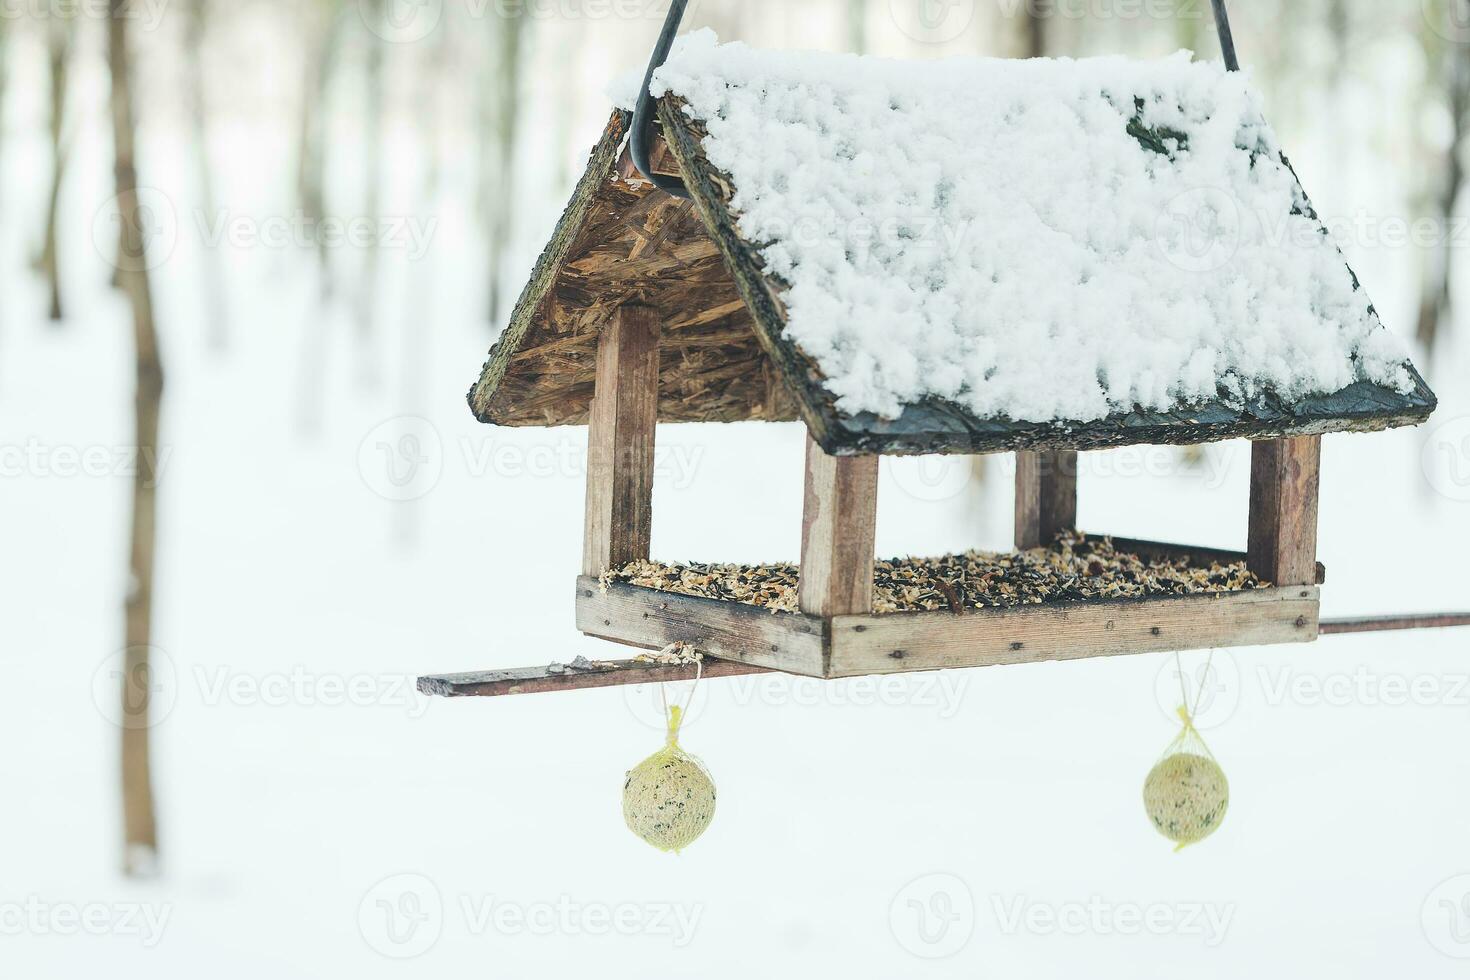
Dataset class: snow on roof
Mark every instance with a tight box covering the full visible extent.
[614,31,1413,425]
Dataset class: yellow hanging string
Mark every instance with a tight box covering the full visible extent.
[1146,652,1229,852]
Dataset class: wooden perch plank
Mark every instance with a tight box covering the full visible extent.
[799,435,879,617]
[419,657,771,699]
[423,600,1470,697]
[1247,436,1321,586]
[583,305,661,577]
[1015,449,1077,549]
[1319,613,1470,635]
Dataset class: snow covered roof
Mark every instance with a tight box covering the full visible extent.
[469,36,1434,455]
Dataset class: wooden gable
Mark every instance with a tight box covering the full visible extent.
[467,110,800,428]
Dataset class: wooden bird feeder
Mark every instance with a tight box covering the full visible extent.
[422,4,1459,700]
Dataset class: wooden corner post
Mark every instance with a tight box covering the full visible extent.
[583,305,661,577]
[1247,436,1321,586]
[1015,450,1078,550]
[799,436,879,616]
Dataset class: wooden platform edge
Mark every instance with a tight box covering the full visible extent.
[826,586,1321,678]
[419,600,1470,697]
[574,576,829,677]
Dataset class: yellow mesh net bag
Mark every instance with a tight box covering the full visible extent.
[1143,653,1230,851]
[622,650,715,853]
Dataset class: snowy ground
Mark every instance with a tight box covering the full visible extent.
[3,8,1470,979]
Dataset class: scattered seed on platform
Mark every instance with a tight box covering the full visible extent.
[605,534,1263,614]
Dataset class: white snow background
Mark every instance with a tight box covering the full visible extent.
[2,4,1469,978]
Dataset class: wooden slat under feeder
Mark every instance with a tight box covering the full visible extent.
[575,564,1320,680]
[419,606,1470,698]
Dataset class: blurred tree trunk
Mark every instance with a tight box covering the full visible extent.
[185,0,228,351]
[38,15,72,323]
[296,2,344,302]
[846,0,867,53]
[548,20,582,190]
[395,40,446,551]
[357,0,385,388]
[294,0,346,437]
[1327,0,1350,82]
[1023,2,1046,58]
[109,0,164,878]
[0,19,8,180]
[1176,0,1207,54]
[1418,29,1470,358]
[479,3,527,327]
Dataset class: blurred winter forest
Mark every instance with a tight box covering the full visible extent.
[0,0,1466,877]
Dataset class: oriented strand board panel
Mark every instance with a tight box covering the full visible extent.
[469,110,798,428]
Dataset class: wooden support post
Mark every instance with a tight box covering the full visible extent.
[1015,450,1077,550]
[582,305,661,577]
[1247,436,1321,586]
[798,436,879,616]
